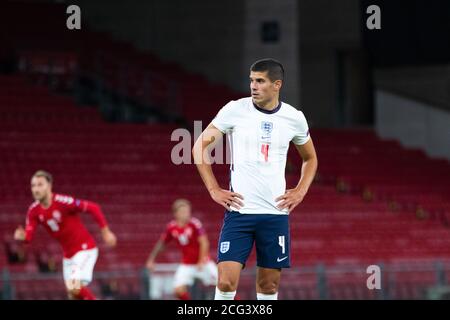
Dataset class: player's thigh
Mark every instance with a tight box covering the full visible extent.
[197,261,218,286]
[173,264,196,288]
[255,214,290,269]
[217,211,255,266]
[63,248,99,289]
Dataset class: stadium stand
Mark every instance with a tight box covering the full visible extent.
[1,72,449,299]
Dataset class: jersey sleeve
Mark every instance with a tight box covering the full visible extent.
[24,209,39,243]
[160,224,173,244]
[57,195,108,228]
[82,201,108,228]
[291,110,311,145]
[192,218,206,238]
[211,101,238,133]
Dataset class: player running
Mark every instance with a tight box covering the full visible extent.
[145,199,217,300]
[193,58,318,300]
[13,170,117,300]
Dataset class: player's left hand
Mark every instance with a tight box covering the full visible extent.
[275,188,307,212]
[197,256,208,270]
[101,227,117,248]
[197,262,205,271]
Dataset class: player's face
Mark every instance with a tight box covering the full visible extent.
[250,71,281,106]
[174,205,191,224]
[31,176,51,202]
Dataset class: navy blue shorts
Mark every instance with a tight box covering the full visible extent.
[217,211,290,269]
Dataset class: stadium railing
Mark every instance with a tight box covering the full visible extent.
[3,261,450,300]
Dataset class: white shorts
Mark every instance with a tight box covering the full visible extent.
[63,248,98,288]
[173,261,218,288]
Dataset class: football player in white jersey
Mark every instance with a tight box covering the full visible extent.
[193,58,318,300]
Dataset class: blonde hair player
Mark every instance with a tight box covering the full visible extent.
[145,199,218,300]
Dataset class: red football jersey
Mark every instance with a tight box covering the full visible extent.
[24,193,108,258]
[161,217,208,264]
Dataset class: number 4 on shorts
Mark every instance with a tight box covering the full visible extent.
[278,236,285,254]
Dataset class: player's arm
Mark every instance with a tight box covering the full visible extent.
[197,235,209,266]
[14,210,38,243]
[145,239,165,271]
[276,138,318,212]
[82,200,117,247]
[192,123,244,210]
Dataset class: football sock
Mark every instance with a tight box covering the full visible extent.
[256,292,278,300]
[214,287,236,300]
[177,291,191,300]
[78,286,96,300]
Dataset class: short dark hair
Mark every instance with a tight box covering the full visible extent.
[32,170,53,184]
[250,58,284,82]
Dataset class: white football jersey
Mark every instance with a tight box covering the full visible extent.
[211,97,310,215]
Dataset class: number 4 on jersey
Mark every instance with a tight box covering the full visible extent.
[261,143,269,162]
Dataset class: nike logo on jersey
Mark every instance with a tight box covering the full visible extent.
[277,256,288,262]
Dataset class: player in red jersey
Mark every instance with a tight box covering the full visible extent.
[145,199,217,300]
[13,170,117,300]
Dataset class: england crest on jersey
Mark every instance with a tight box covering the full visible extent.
[220,241,230,253]
[260,121,273,140]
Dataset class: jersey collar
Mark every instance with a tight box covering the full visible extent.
[252,100,282,114]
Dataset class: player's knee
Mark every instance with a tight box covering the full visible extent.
[217,278,237,292]
[257,279,278,294]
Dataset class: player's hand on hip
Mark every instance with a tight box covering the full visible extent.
[101,227,117,247]
[209,188,244,211]
[14,225,26,241]
[275,188,307,212]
